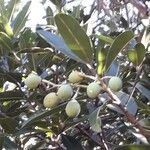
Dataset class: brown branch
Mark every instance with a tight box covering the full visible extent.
[101,81,150,139]
[76,125,106,149]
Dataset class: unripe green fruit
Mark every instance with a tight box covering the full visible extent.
[43,92,60,108]
[87,82,101,98]
[24,72,41,89]
[68,71,83,83]
[65,100,81,118]
[57,84,73,101]
[108,76,122,92]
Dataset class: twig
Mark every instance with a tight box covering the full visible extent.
[126,62,143,106]
[42,79,60,87]
[101,80,150,138]
[76,125,106,149]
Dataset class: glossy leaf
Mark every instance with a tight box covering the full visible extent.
[22,103,66,128]
[89,106,102,133]
[105,31,134,72]
[46,6,54,25]
[127,43,146,66]
[3,137,18,149]
[6,0,19,23]
[98,35,113,45]
[0,71,22,83]
[55,13,93,64]
[0,117,18,133]
[115,145,150,150]
[97,47,108,76]
[139,118,150,130]
[141,26,150,48]
[0,32,12,51]
[19,28,37,49]
[106,60,119,76]
[62,134,84,150]
[50,0,66,8]
[0,135,4,150]
[135,83,150,101]
[4,23,13,36]
[107,91,137,115]
[0,90,24,101]
[37,30,84,63]
[12,1,31,37]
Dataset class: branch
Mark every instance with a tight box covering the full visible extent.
[101,81,150,139]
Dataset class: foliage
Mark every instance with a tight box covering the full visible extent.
[0,0,150,149]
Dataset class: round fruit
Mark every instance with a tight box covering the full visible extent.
[57,84,73,101]
[68,70,83,83]
[43,92,60,108]
[108,76,122,92]
[65,99,81,118]
[24,72,41,89]
[87,82,101,98]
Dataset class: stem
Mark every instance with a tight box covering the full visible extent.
[42,79,59,87]
[101,81,150,138]
[76,125,106,149]
[126,64,143,106]
[31,53,36,72]
[80,72,96,80]
[42,79,87,89]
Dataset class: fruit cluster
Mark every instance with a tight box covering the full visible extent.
[24,71,122,118]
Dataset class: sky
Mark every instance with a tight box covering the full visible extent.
[26,0,95,32]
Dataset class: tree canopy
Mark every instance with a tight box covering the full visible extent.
[0,0,150,149]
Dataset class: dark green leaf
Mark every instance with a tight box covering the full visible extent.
[135,83,150,101]
[0,71,22,83]
[0,135,4,150]
[12,1,31,37]
[0,32,12,51]
[50,0,66,8]
[19,28,37,49]
[128,43,146,66]
[55,13,93,64]
[0,117,18,133]
[6,0,19,23]
[37,30,84,63]
[139,109,150,115]
[89,106,102,133]
[106,60,119,76]
[105,31,134,72]
[107,91,137,115]
[3,137,18,149]
[139,118,150,130]
[0,90,24,101]
[61,134,84,150]
[115,145,150,150]
[46,6,54,25]
[22,102,66,128]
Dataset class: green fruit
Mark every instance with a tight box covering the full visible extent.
[57,84,73,101]
[65,99,81,118]
[87,82,101,98]
[24,72,41,89]
[43,92,60,108]
[108,76,122,92]
[68,70,83,83]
